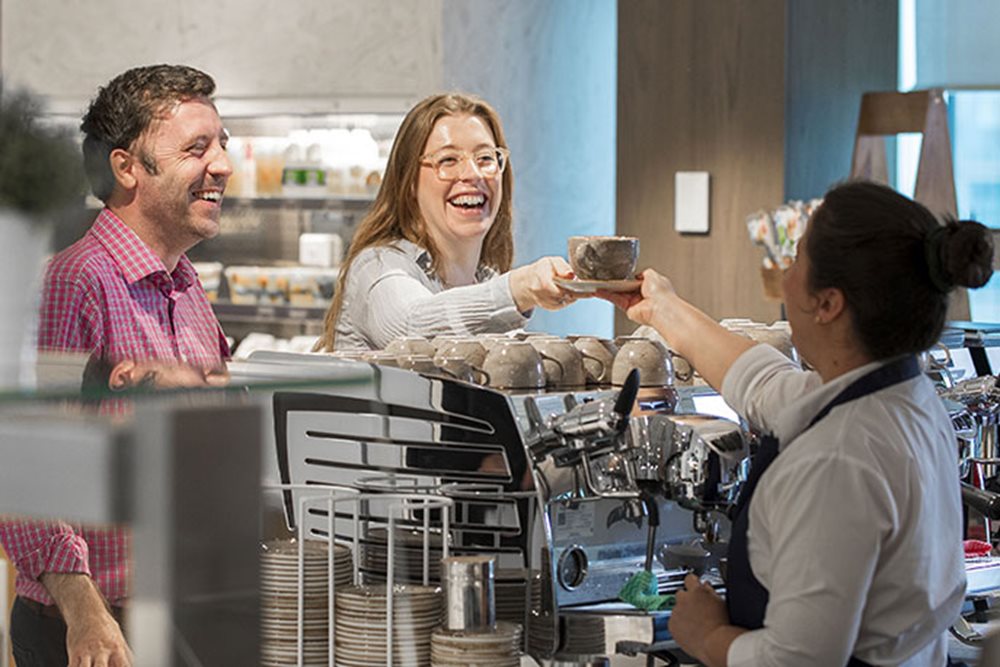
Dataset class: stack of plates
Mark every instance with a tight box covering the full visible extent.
[361,528,443,584]
[430,621,522,666]
[260,539,353,667]
[334,584,443,666]
[526,571,555,656]
[495,569,529,625]
[562,616,607,655]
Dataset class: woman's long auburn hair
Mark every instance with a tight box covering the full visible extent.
[314,93,515,351]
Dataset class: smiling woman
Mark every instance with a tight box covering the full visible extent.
[314,92,580,352]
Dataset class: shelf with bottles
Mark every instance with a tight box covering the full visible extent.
[223,112,401,202]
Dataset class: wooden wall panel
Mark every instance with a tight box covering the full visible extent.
[617,0,787,330]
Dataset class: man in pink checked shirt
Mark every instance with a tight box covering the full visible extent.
[0,64,232,667]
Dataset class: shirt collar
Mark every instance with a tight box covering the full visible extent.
[90,209,195,290]
[773,357,890,446]
[394,238,496,284]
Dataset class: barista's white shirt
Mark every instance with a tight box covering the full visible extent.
[720,345,965,667]
[335,239,528,350]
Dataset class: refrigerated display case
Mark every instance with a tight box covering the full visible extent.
[184,111,405,346]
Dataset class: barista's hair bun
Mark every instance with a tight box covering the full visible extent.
[941,219,994,289]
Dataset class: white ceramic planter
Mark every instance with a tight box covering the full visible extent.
[0,209,50,390]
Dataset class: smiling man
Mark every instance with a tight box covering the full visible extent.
[0,64,232,667]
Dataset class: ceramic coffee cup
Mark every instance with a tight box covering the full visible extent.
[568,235,639,281]
[361,351,401,367]
[482,340,545,389]
[434,339,489,369]
[476,334,514,351]
[434,356,490,385]
[670,352,694,386]
[612,336,674,387]
[384,335,436,358]
[527,337,587,388]
[395,353,438,374]
[431,334,466,353]
[568,335,617,384]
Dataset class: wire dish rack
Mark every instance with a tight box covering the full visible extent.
[262,485,455,667]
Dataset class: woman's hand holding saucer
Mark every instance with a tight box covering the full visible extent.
[509,256,579,311]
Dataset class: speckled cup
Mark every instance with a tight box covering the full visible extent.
[568,236,639,281]
[482,341,545,389]
[384,336,435,358]
[612,336,673,387]
[568,335,617,384]
[528,337,587,388]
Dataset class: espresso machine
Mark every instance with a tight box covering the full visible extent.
[235,351,751,664]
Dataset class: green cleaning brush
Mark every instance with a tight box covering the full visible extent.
[618,493,676,612]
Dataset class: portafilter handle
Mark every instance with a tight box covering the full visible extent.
[526,368,640,465]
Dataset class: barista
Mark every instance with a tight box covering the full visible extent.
[603,181,993,666]
[314,93,577,352]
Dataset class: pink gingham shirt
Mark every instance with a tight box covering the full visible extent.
[0,208,229,605]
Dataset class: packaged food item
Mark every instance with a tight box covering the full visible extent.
[299,233,344,268]
[191,262,223,301]
[224,266,265,304]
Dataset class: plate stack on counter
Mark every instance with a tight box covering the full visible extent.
[259,539,353,667]
[494,570,530,625]
[334,584,444,666]
[431,621,522,666]
[431,556,522,667]
[360,526,444,584]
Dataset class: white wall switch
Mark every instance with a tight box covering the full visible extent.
[675,171,710,233]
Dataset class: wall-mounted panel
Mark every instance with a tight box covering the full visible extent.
[618,0,786,326]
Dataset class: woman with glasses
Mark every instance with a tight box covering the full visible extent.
[315,93,577,351]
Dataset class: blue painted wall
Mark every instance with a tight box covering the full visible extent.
[441,0,618,337]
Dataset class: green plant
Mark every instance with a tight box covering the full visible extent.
[0,80,87,219]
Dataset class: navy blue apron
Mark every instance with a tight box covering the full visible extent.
[726,355,921,667]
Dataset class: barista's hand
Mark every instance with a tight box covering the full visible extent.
[42,573,133,667]
[668,573,744,667]
[509,256,578,312]
[598,269,676,326]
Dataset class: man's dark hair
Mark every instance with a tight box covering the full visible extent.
[80,64,216,202]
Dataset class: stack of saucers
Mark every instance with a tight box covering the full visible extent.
[334,584,443,666]
[563,615,607,655]
[430,621,522,666]
[360,527,443,584]
[526,571,556,656]
[494,569,529,625]
[260,539,353,666]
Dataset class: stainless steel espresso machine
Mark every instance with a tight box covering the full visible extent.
[234,352,750,665]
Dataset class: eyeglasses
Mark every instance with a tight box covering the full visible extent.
[420,146,510,180]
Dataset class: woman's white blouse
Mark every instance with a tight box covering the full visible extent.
[334,239,528,350]
[721,345,965,667]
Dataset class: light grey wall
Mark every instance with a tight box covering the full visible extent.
[441,0,618,337]
[1,0,442,112]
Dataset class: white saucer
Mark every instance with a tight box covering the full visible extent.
[554,277,641,294]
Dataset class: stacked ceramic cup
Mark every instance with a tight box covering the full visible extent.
[260,539,353,667]
[431,556,521,666]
